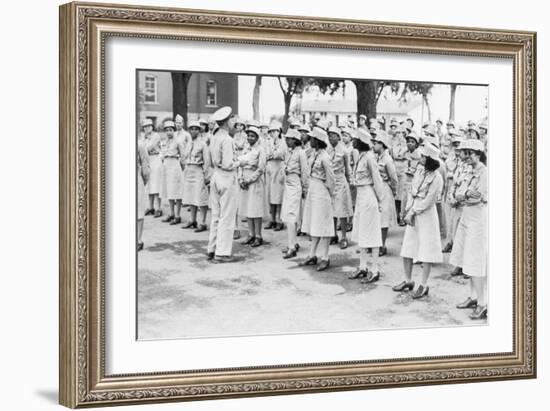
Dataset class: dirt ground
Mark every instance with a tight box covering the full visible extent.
[137,207,485,340]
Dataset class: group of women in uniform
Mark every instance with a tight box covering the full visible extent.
[137,108,488,321]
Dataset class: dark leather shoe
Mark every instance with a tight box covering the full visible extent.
[194,224,207,233]
[348,268,368,279]
[297,230,305,236]
[281,244,300,253]
[144,208,154,216]
[214,255,236,263]
[242,236,255,245]
[329,236,339,245]
[457,297,478,309]
[137,242,144,251]
[181,221,198,229]
[154,210,163,218]
[169,217,182,225]
[233,230,241,240]
[378,246,387,257]
[316,260,330,271]
[450,267,463,277]
[339,239,349,249]
[264,221,276,230]
[299,256,318,266]
[412,285,430,299]
[206,252,215,261]
[274,222,284,231]
[251,237,263,247]
[469,305,488,320]
[283,248,297,259]
[392,280,415,292]
[361,271,380,284]
[162,215,175,223]
[442,242,453,253]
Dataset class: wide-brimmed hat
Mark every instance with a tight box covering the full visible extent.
[420,143,441,161]
[289,118,302,128]
[327,126,342,138]
[211,106,232,122]
[423,124,436,136]
[359,114,367,120]
[423,134,440,148]
[268,120,282,131]
[188,120,201,129]
[141,118,153,128]
[451,135,465,146]
[232,116,245,126]
[405,131,420,144]
[284,129,302,141]
[163,120,176,130]
[479,121,488,131]
[356,128,372,146]
[246,126,260,137]
[316,118,330,131]
[372,130,391,148]
[446,120,456,127]
[461,139,485,152]
[246,119,261,128]
[198,118,208,125]
[298,124,311,133]
[310,127,329,146]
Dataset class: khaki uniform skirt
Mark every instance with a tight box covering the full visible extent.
[147,154,163,195]
[137,169,146,219]
[265,159,285,205]
[379,182,397,228]
[163,157,183,200]
[351,185,382,248]
[301,178,335,238]
[239,169,266,218]
[281,173,302,224]
[449,204,487,277]
[400,203,443,263]
[332,173,354,218]
[182,164,209,207]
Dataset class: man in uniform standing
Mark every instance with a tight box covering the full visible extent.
[207,106,239,263]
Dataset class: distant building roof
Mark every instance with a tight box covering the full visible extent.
[300,98,421,115]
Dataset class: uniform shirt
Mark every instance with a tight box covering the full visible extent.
[447,160,471,205]
[143,132,162,155]
[455,162,487,206]
[265,137,287,161]
[184,137,211,177]
[175,128,191,148]
[404,148,421,177]
[284,147,309,192]
[309,149,336,195]
[352,151,384,200]
[330,142,351,180]
[303,142,315,166]
[233,131,248,157]
[406,166,444,215]
[377,150,398,196]
[137,140,150,184]
[163,135,185,161]
[390,134,407,162]
[209,128,238,172]
[238,142,266,184]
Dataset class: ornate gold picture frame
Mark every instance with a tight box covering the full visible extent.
[59,1,536,408]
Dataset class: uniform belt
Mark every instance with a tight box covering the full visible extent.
[164,155,180,159]
[149,152,159,156]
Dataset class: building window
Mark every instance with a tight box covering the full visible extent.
[144,75,157,104]
[206,80,217,106]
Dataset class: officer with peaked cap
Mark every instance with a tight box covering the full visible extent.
[206,106,240,262]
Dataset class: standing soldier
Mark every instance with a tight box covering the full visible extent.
[161,120,185,225]
[348,128,384,282]
[442,130,464,252]
[141,118,163,217]
[299,127,335,271]
[237,125,267,247]
[137,138,150,251]
[232,117,248,158]
[280,129,309,259]
[358,114,368,130]
[175,114,191,147]
[327,126,353,249]
[400,131,422,225]
[181,120,211,232]
[390,126,408,225]
[207,107,239,262]
[372,130,398,256]
[264,121,287,231]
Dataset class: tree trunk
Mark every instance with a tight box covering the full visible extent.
[283,93,293,132]
[171,72,192,127]
[353,80,377,124]
[423,95,432,123]
[449,84,457,121]
[252,75,262,121]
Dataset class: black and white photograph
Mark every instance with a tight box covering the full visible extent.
[136,70,489,340]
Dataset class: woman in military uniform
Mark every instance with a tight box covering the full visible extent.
[400,131,422,225]
[137,138,150,251]
[160,120,186,225]
[264,121,287,231]
[141,118,163,217]
[299,127,335,271]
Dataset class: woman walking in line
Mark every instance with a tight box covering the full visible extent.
[299,127,335,271]
[393,143,444,299]
[181,120,211,232]
[372,130,398,256]
[137,139,150,251]
[141,118,163,217]
[450,139,488,320]
[280,129,309,259]
[160,120,186,225]
[327,126,354,249]
[237,126,267,247]
[264,121,287,231]
[347,128,384,283]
